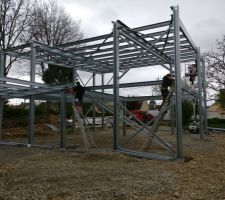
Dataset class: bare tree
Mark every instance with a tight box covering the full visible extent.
[28,0,83,82]
[205,36,225,95]
[27,0,83,118]
[0,0,35,75]
[30,0,82,46]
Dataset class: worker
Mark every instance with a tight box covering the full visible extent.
[66,82,85,114]
[161,74,174,103]
[73,82,85,113]
[189,63,197,85]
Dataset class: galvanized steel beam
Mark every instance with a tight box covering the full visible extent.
[173,6,183,159]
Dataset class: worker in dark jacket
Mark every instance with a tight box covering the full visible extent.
[161,74,174,103]
[72,82,85,113]
[73,82,85,104]
[66,82,85,113]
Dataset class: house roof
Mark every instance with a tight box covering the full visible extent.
[207,103,225,112]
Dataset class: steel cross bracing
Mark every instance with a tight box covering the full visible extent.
[85,92,175,160]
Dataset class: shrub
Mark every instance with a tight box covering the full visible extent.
[208,118,225,128]
[182,101,193,126]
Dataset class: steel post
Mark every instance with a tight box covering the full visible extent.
[197,49,204,139]
[72,69,77,137]
[201,57,208,135]
[73,68,77,85]
[173,6,183,158]
[92,73,96,130]
[28,42,36,144]
[0,51,4,139]
[60,89,66,147]
[113,21,120,150]
[123,101,127,136]
[101,74,105,129]
[170,64,175,135]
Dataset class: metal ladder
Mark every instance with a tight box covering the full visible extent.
[72,102,95,149]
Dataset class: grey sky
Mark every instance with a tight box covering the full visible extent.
[53,0,225,98]
[56,0,225,52]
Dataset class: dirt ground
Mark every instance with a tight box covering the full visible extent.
[0,128,225,200]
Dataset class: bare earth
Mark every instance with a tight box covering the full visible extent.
[0,130,225,200]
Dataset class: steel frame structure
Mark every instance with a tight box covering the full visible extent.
[0,6,207,160]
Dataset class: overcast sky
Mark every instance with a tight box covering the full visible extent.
[52,0,225,98]
[56,0,225,52]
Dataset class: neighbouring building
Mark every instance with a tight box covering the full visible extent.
[207,103,225,119]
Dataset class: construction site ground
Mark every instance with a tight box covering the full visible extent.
[0,125,225,200]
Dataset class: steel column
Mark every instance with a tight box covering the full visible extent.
[60,89,66,147]
[170,64,175,135]
[0,51,4,139]
[101,74,105,129]
[92,73,96,130]
[197,49,204,139]
[28,42,36,144]
[73,68,77,85]
[113,21,120,150]
[123,101,127,136]
[173,6,183,158]
[72,69,77,137]
[202,57,208,135]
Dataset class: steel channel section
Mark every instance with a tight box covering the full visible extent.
[197,49,204,139]
[170,64,175,135]
[201,57,208,134]
[55,20,171,49]
[0,50,4,139]
[113,21,120,150]
[72,69,77,137]
[208,127,225,132]
[173,6,183,158]
[119,30,173,65]
[71,40,192,66]
[118,22,173,77]
[117,149,175,161]
[73,68,77,85]
[101,74,105,129]
[92,73,96,131]
[60,90,66,148]
[88,43,195,61]
[3,19,197,76]
[28,42,36,145]
[73,38,192,61]
[87,80,162,90]
[123,101,127,136]
[4,37,195,75]
[0,76,51,88]
[62,26,177,56]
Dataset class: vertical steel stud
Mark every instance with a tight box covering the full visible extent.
[173,6,183,158]
[113,21,120,150]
